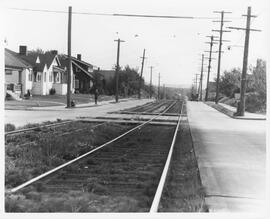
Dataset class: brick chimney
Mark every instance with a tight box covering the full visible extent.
[19,45,27,55]
[77,54,81,61]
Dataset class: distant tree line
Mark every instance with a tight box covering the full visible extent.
[99,65,147,97]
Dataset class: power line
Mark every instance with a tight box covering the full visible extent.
[7,7,244,20]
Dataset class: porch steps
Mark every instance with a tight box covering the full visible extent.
[6,90,22,101]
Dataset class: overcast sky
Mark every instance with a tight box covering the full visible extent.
[2,0,269,88]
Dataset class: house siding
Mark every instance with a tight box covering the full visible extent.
[53,83,67,95]
[5,69,20,84]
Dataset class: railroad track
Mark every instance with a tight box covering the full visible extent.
[115,100,175,115]
[6,122,107,149]
[5,120,75,137]
[7,99,185,212]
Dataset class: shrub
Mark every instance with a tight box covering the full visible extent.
[49,88,56,95]
[245,93,265,113]
[5,123,16,132]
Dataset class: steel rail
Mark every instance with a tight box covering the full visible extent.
[150,102,185,213]
[10,101,177,193]
[5,120,74,136]
[144,100,170,113]
[126,101,154,112]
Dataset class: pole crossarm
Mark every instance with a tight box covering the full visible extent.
[213,39,230,42]
[205,50,224,53]
[212,20,232,22]
[206,35,219,38]
[213,11,232,14]
[227,27,261,31]
[212,29,231,32]
[205,42,218,44]
[114,39,125,42]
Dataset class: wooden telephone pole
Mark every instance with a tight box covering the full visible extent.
[204,35,217,101]
[212,10,231,104]
[195,73,200,99]
[158,73,161,100]
[199,54,204,101]
[114,38,125,103]
[66,6,72,108]
[163,84,166,99]
[149,66,153,99]
[228,7,261,116]
[138,49,146,99]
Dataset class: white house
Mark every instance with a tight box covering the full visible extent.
[5,46,67,96]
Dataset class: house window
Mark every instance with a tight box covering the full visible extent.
[36,72,42,82]
[49,73,52,82]
[54,72,61,83]
[28,71,33,81]
[5,70,12,75]
[44,72,46,82]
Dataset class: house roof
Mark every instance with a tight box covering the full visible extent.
[59,55,95,79]
[20,52,57,72]
[59,55,94,68]
[5,48,59,72]
[5,48,31,69]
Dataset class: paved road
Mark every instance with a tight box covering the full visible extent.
[187,101,266,212]
[5,99,152,127]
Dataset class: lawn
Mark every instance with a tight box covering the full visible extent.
[5,94,114,108]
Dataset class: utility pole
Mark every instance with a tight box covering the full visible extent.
[138,49,146,99]
[158,73,161,100]
[66,6,72,108]
[195,73,200,99]
[163,84,166,99]
[114,38,125,103]
[212,10,231,104]
[149,66,153,98]
[199,54,204,101]
[228,7,261,116]
[205,36,217,101]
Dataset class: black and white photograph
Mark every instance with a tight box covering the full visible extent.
[1,0,269,218]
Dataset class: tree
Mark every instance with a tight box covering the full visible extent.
[27,48,45,55]
[252,59,266,105]
[118,65,142,96]
[218,68,241,98]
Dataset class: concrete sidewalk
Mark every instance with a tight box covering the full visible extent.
[5,98,153,127]
[205,101,266,120]
[187,101,266,212]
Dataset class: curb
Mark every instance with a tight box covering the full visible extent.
[204,102,266,121]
